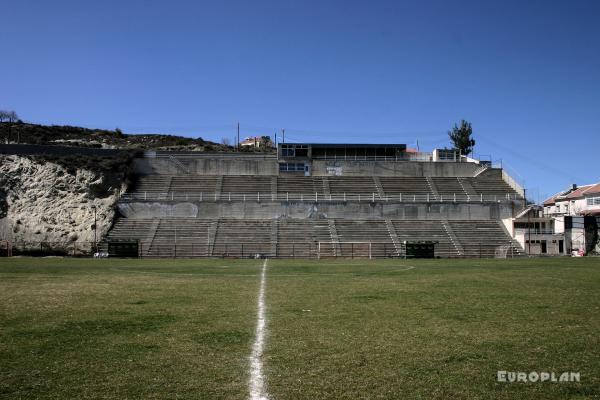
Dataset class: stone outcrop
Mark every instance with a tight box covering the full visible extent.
[0,155,128,253]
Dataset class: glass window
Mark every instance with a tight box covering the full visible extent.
[587,197,600,206]
[279,163,305,172]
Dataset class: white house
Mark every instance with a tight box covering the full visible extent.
[512,205,565,255]
[542,183,600,255]
[543,182,600,217]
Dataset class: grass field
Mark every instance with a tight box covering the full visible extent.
[1,257,599,399]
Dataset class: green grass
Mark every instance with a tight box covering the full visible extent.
[1,257,599,399]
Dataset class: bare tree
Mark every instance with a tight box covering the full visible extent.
[0,110,11,143]
[2,111,19,144]
[9,111,19,143]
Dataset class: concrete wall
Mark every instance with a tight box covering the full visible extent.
[118,200,515,220]
[135,156,488,177]
[310,160,481,177]
[502,169,525,197]
[134,157,279,176]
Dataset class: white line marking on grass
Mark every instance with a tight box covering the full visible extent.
[249,258,269,400]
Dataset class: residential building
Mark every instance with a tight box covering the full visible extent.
[542,183,600,255]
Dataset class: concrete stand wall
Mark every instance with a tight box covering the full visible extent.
[118,200,517,221]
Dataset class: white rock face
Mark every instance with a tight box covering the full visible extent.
[0,155,126,253]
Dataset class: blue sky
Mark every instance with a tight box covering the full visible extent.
[2,0,599,201]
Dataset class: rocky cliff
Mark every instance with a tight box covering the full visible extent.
[0,154,130,254]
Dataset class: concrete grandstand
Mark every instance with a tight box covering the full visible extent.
[104,143,526,258]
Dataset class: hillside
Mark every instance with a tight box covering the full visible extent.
[0,122,241,152]
[0,121,277,254]
[0,154,129,254]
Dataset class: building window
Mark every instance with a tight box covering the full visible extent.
[279,163,305,172]
[280,144,308,158]
[281,145,295,157]
[587,197,600,206]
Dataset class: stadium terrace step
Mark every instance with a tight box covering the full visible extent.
[212,219,273,257]
[335,219,397,258]
[276,219,331,258]
[441,219,464,256]
[277,176,325,197]
[327,176,379,196]
[221,176,272,197]
[431,177,468,197]
[327,220,342,257]
[170,176,219,192]
[448,220,525,258]
[384,218,402,256]
[373,177,386,199]
[464,177,521,198]
[105,217,523,259]
[168,155,191,174]
[425,177,440,200]
[321,177,331,197]
[146,219,213,258]
[270,220,278,256]
[124,175,521,202]
[391,220,459,258]
[378,177,433,197]
[457,178,478,198]
[133,176,173,193]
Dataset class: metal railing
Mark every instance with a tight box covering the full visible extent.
[2,240,524,259]
[310,152,433,162]
[139,242,404,259]
[5,241,96,256]
[120,191,523,203]
[514,229,559,235]
[134,241,522,259]
[152,153,276,159]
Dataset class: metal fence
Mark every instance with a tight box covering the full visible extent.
[5,241,96,257]
[1,240,523,259]
[137,242,401,259]
[311,153,433,162]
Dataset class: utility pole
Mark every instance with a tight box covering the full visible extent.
[237,122,240,151]
[282,128,285,143]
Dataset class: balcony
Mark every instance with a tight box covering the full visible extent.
[514,228,560,235]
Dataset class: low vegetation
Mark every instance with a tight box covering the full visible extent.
[0,257,598,399]
[0,122,239,152]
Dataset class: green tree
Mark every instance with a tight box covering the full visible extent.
[260,136,273,149]
[448,119,475,156]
